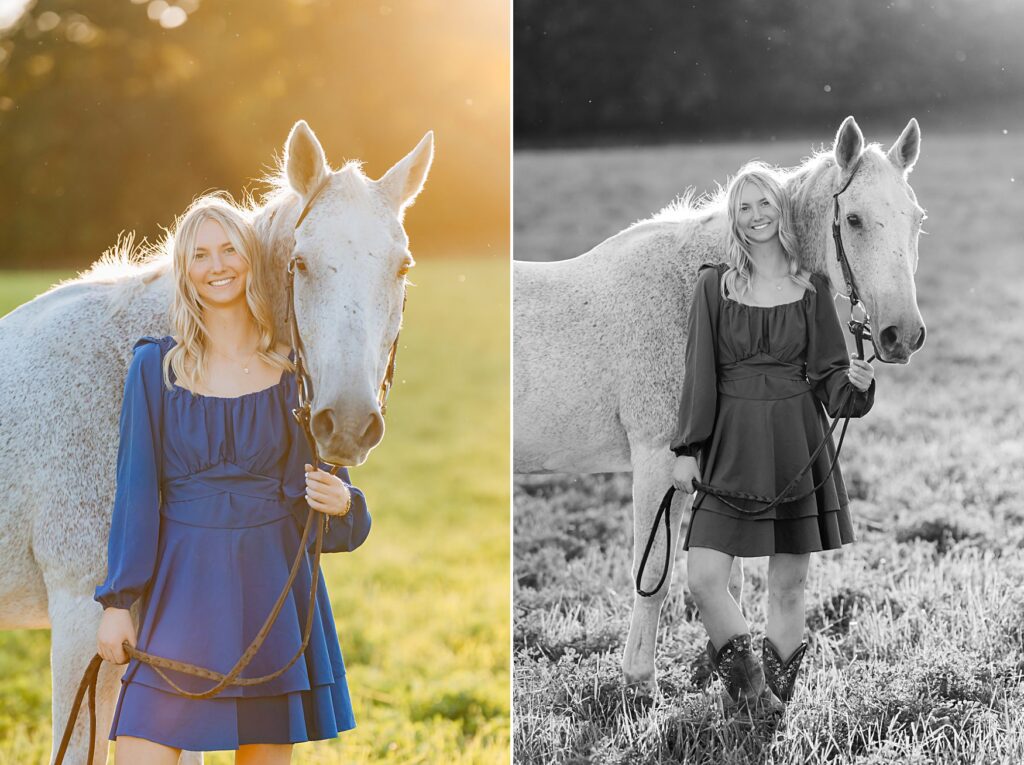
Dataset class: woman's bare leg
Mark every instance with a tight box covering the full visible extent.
[114,735,182,765]
[236,743,294,765]
[766,553,810,659]
[687,546,748,648]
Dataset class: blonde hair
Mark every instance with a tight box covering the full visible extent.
[162,194,293,392]
[721,161,814,299]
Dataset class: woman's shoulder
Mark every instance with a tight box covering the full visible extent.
[132,335,175,353]
[131,335,172,360]
[696,262,726,287]
[129,336,175,376]
[805,270,831,292]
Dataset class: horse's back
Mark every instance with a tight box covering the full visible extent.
[0,277,168,614]
[513,221,707,473]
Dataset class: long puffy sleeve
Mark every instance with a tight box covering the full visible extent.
[283,395,371,554]
[94,338,165,611]
[807,274,875,418]
[670,265,721,460]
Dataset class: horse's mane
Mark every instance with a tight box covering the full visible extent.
[64,157,370,302]
[638,147,850,231]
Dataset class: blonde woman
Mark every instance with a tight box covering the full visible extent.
[670,163,874,719]
[95,196,370,764]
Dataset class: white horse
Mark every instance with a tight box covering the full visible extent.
[0,120,432,764]
[513,116,926,692]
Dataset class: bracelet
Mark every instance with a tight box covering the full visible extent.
[338,484,353,517]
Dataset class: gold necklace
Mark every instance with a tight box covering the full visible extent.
[756,272,790,291]
[214,346,259,374]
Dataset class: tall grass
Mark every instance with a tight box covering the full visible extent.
[513,130,1024,763]
[0,255,510,764]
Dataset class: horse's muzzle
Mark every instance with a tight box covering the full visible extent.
[876,321,926,363]
[311,404,385,466]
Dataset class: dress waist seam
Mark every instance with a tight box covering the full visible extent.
[718,389,812,401]
[160,512,293,530]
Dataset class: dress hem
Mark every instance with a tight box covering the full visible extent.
[109,723,356,751]
[108,678,356,749]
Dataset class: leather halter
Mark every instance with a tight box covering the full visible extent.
[287,176,406,472]
[830,160,874,361]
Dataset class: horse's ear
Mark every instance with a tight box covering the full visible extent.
[377,131,434,217]
[833,115,864,172]
[887,118,921,174]
[284,120,329,198]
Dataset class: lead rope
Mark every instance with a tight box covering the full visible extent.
[636,162,876,598]
[55,178,405,764]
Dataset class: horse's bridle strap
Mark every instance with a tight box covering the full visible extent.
[293,176,332,231]
[831,160,863,308]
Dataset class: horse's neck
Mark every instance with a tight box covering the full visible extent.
[789,162,836,278]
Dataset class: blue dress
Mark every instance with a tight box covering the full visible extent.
[94,335,371,751]
[670,265,874,557]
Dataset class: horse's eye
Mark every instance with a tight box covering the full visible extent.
[291,257,308,273]
[398,259,414,278]
[846,214,862,228]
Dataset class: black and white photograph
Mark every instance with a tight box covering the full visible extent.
[513,2,1024,762]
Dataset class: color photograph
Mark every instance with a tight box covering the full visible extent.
[0,2,508,763]
[513,2,1024,763]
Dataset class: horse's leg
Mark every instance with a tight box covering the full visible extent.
[47,589,123,765]
[622,443,687,693]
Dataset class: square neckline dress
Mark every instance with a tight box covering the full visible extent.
[94,335,372,751]
[670,264,875,557]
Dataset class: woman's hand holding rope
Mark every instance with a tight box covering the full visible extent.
[304,464,353,516]
[672,455,701,493]
[97,607,136,665]
[848,355,874,392]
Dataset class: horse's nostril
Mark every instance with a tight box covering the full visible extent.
[311,409,335,443]
[359,412,384,449]
[912,326,926,351]
[880,326,899,351]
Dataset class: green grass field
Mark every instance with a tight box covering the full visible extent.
[513,128,1024,763]
[0,255,510,764]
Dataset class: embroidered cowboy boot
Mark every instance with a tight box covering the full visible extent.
[762,637,808,704]
[707,634,783,720]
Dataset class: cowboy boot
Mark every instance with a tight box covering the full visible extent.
[707,634,783,720]
[762,637,808,704]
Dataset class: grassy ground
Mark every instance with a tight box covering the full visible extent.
[513,129,1024,763]
[0,255,510,764]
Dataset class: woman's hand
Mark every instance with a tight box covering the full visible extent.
[304,464,352,516]
[848,354,875,392]
[97,607,136,664]
[672,455,702,493]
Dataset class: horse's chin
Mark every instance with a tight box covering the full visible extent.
[321,448,371,468]
[874,346,914,365]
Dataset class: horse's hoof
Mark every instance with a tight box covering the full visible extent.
[623,673,658,698]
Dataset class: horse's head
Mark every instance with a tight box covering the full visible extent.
[802,114,925,364]
[822,116,927,364]
[278,121,433,466]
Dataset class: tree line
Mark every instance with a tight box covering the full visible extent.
[514,0,1024,141]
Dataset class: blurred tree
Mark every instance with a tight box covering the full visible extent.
[1,0,509,267]
[513,0,1024,143]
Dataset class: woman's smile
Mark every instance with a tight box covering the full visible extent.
[735,181,781,243]
[189,218,250,305]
